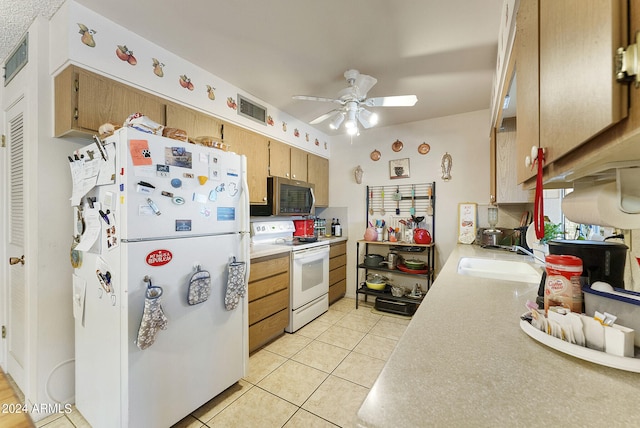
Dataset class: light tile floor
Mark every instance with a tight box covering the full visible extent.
[31,297,410,428]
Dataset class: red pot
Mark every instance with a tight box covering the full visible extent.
[413,228,432,244]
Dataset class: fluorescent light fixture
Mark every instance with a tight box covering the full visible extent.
[503,95,511,110]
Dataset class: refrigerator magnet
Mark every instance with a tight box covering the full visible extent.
[156,164,170,177]
[193,193,208,204]
[175,220,192,232]
[208,190,217,202]
[172,196,185,205]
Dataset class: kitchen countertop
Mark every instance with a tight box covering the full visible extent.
[250,236,347,259]
[357,244,640,427]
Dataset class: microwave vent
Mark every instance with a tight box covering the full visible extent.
[238,94,267,124]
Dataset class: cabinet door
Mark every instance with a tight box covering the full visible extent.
[539,0,627,165]
[165,104,222,139]
[269,139,291,178]
[77,68,166,133]
[290,147,308,181]
[307,153,329,207]
[496,118,532,203]
[515,0,539,184]
[224,124,269,204]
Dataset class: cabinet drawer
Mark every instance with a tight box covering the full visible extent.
[329,254,347,270]
[249,253,290,282]
[248,271,289,302]
[249,308,289,352]
[329,264,346,287]
[329,279,346,304]
[249,289,289,326]
[329,241,347,258]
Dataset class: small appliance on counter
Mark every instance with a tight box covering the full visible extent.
[293,218,317,242]
[535,239,629,307]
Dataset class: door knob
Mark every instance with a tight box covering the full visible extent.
[9,255,24,265]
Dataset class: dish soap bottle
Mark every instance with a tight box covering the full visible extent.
[334,219,342,237]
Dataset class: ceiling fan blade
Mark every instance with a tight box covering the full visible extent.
[354,74,377,98]
[309,110,340,125]
[364,95,418,107]
[292,95,341,103]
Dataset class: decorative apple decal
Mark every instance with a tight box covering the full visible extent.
[78,23,96,47]
[267,115,274,126]
[315,138,319,146]
[206,85,216,100]
[294,129,299,137]
[226,97,237,110]
[152,58,164,77]
[179,75,194,91]
[116,45,136,65]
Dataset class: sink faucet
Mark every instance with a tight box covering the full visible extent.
[499,245,546,264]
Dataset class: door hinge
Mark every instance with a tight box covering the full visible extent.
[2,326,6,339]
[1,134,5,147]
[616,31,640,87]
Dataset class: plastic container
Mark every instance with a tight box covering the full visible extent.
[583,285,640,346]
[544,254,583,314]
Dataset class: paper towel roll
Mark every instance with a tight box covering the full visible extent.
[561,181,640,229]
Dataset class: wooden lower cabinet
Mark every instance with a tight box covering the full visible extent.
[248,252,290,352]
[328,241,347,304]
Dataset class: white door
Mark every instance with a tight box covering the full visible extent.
[3,97,27,393]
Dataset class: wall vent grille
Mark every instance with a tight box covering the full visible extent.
[237,94,267,125]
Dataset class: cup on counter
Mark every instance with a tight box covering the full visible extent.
[376,228,384,241]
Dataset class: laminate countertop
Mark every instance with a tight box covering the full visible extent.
[357,244,640,427]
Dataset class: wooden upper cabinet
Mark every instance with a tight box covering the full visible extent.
[269,139,291,178]
[495,118,533,203]
[515,0,539,184]
[307,153,329,207]
[55,65,165,137]
[539,0,627,165]
[224,123,269,204]
[269,140,307,181]
[165,104,222,140]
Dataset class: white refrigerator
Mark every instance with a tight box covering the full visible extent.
[70,128,249,428]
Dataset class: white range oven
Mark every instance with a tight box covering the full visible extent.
[251,220,329,332]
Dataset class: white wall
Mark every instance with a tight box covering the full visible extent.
[0,17,83,420]
[329,110,491,297]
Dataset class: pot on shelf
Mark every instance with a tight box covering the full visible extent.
[413,228,432,244]
[363,254,385,267]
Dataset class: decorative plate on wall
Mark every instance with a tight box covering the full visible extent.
[392,139,404,152]
[418,142,431,155]
[370,149,381,161]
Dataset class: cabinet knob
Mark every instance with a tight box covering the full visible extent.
[286,173,290,177]
[292,174,296,178]
[263,196,267,201]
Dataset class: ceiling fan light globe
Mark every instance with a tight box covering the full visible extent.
[329,113,345,130]
[345,119,356,129]
[347,126,358,135]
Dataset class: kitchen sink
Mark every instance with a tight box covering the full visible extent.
[457,257,542,284]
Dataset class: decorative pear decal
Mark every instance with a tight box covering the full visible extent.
[78,23,96,47]
[152,58,164,77]
[206,85,216,100]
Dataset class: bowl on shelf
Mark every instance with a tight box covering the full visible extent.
[403,259,426,270]
[391,285,406,297]
[365,273,388,290]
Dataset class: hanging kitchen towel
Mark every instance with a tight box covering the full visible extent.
[187,266,211,305]
[136,280,168,350]
[224,257,246,311]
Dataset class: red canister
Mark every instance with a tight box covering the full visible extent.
[544,254,583,314]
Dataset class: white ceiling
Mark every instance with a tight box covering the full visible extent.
[1,0,506,135]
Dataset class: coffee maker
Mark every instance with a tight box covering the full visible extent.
[536,239,628,307]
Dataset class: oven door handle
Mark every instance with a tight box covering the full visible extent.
[292,245,329,260]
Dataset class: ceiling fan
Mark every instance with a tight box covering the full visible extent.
[293,69,418,134]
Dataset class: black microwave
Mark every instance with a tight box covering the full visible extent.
[250,176,316,216]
